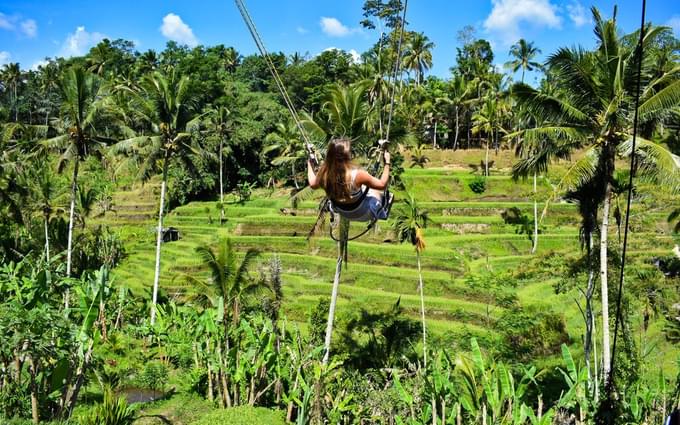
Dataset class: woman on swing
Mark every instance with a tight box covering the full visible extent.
[307,138,393,222]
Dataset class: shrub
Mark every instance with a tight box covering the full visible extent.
[79,389,135,425]
[236,182,253,203]
[139,362,168,398]
[497,306,570,361]
[468,176,487,194]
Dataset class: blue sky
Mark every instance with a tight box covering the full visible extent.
[1,0,679,83]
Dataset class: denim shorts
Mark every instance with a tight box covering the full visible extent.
[331,194,387,222]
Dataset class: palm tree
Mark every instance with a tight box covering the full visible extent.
[512,7,680,379]
[264,121,308,189]
[506,39,544,254]
[444,75,472,151]
[222,47,240,73]
[2,63,22,122]
[393,194,430,366]
[28,161,66,260]
[208,106,231,221]
[403,32,434,85]
[41,66,108,291]
[505,39,543,83]
[183,238,262,326]
[321,81,372,149]
[471,95,504,176]
[37,61,60,126]
[112,69,199,324]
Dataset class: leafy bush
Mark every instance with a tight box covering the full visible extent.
[79,389,136,425]
[468,176,487,194]
[190,406,286,425]
[497,306,570,361]
[236,182,254,203]
[0,381,31,421]
[139,362,168,397]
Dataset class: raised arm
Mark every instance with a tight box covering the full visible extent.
[307,159,320,189]
[354,151,391,190]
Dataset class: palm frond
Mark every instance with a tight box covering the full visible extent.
[639,80,680,122]
[620,137,680,193]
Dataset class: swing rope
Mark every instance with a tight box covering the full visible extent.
[234,0,317,162]
[607,0,646,390]
[327,0,408,243]
[323,0,409,364]
[385,0,408,142]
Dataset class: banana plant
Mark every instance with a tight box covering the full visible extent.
[557,344,591,422]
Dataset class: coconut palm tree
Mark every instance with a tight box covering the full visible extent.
[37,61,60,126]
[41,66,109,291]
[2,63,22,122]
[471,95,504,176]
[393,193,430,366]
[182,238,263,327]
[512,7,680,379]
[264,120,308,189]
[112,69,199,324]
[505,39,543,83]
[444,75,472,151]
[321,81,372,150]
[403,32,434,85]
[506,39,544,254]
[28,161,66,260]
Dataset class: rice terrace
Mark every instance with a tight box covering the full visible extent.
[1,0,680,424]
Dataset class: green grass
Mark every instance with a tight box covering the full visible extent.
[108,149,680,379]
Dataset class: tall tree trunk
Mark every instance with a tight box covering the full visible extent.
[14,84,18,122]
[433,121,438,149]
[417,251,427,368]
[207,339,214,403]
[292,162,300,190]
[65,159,79,309]
[453,106,460,151]
[592,308,599,403]
[584,233,595,390]
[150,155,169,325]
[484,141,490,177]
[44,216,50,260]
[600,182,612,381]
[60,339,94,418]
[323,248,343,365]
[28,356,39,424]
[531,173,538,253]
[219,137,225,224]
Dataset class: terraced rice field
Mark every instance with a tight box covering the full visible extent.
[102,160,678,373]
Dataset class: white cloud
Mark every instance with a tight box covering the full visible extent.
[160,13,198,47]
[348,49,361,64]
[0,13,38,38]
[0,13,14,31]
[668,16,680,35]
[484,0,561,45]
[320,17,359,37]
[0,51,10,66]
[322,47,362,64]
[31,59,48,70]
[60,26,106,57]
[20,19,37,37]
[567,1,589,27]
[296,26,308,34]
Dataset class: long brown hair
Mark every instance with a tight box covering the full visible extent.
[316,138,354,201]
